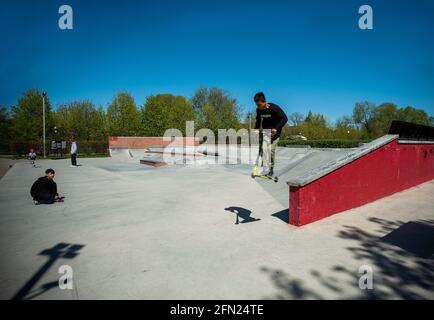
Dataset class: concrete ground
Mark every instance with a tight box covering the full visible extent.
[0,155,433,300]
[0,158,21,178]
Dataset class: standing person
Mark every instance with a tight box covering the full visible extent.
[30,168,64,204]
[70,137,78,167]
[254,92,288,177]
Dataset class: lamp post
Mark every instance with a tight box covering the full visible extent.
[54,126,58,158]
[250,111,255,149]
[42,92,47,158]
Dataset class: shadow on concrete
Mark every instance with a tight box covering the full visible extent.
[11,243,85,300]
[224,207,261,225]
[261,218,434,299]
[271,209,289,224]
[260,267,323,299]
[381,220,434,259]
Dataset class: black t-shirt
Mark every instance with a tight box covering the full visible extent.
[30,176,57,199]
[255,103,288,139]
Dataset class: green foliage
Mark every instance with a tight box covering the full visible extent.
[242,111,256,127]
[10,140,42,156]
[369,103,398,135]
[11,89,54,143]
[0,106,12,153]
[54,101,107,142]
[107,92,141,136]
[354,102,433,138]
[192,87,241,133]
[141,94,195,136]
[295,111,331,139]
[70,140,109,154]
[10,140,109,158]
[396,106,432,126]
[282,110,367,141]
[279,139,365,148]
[4,86,433,155]
[335,115,354,129]
[352,101,376,134]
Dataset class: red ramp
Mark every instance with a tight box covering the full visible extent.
[287,134,434,226]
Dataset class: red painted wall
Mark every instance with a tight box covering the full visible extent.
[289,140,434,226]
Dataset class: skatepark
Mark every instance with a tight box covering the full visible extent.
[0,128,433,299]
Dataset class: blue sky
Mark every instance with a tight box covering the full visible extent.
[1,0,433,122]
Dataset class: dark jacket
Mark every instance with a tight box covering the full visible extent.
[255,103,288,140]
[30,176,58,201]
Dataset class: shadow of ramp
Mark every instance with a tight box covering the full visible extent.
[271,209,289,224]
[381,220,434,259]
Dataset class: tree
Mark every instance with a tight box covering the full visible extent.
[11,89,54,145]
[370,103,398,135]
[0,106,12,152]
[368,104,432,136]
[191,87,241,133]
[305,111,325,125]
[107,92,141,136]
[335,116,354,129]
[288,112,305,126]
[298,111,331,139]
[54,101,107,142]
[352,101,376,134]
[396,106,432,126]
[334,116,364,140]
[242,111,256,128]
[141,94,195,136]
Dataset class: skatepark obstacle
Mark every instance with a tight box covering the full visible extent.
[287,121,434,226]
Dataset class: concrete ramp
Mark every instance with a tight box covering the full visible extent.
[254,146,350,207]
[109,148,133,161]
[129,149,147,159]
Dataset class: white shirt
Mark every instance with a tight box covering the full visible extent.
[71,142,77,154]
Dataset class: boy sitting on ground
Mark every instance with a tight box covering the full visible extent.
[30,168,64,205]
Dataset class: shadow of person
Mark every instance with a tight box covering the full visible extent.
[225,207,261,224]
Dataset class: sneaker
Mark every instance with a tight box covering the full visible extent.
[33,200,39,205]
[70,165,77,168]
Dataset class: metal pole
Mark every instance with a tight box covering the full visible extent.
[42,93,46,158]
[248,113,252,148]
